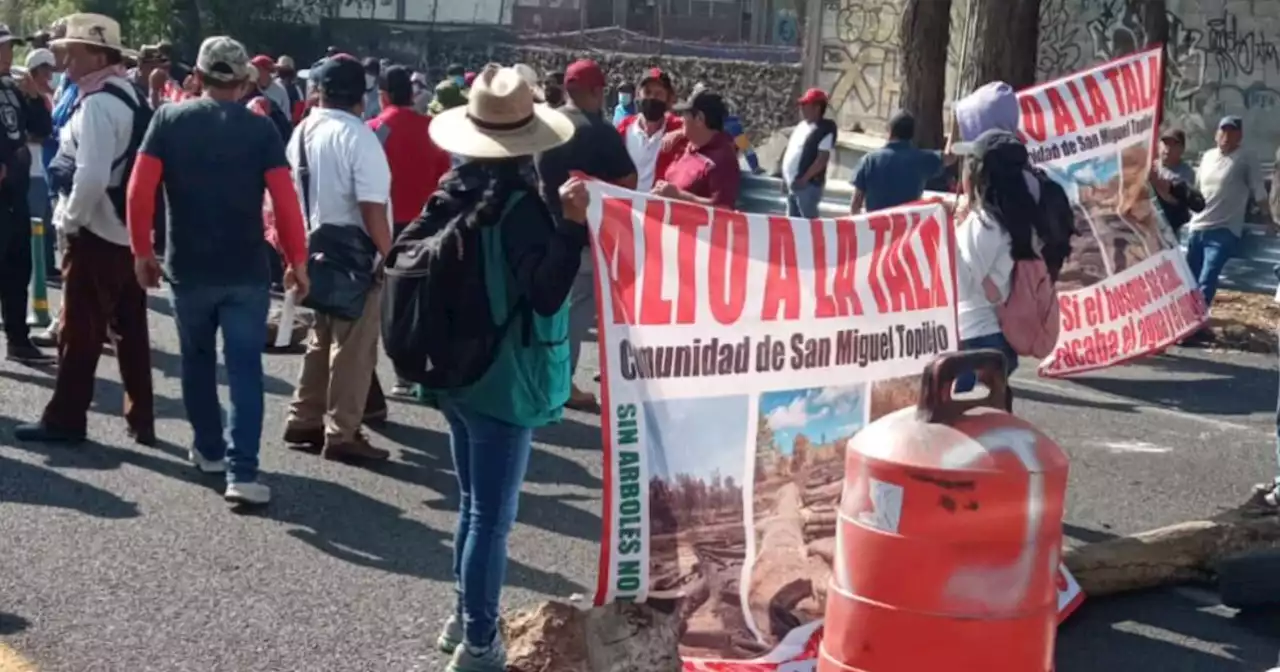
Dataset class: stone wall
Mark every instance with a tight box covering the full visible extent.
[813,0,1280,161]
[337,26,804,143]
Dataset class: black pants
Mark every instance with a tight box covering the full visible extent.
[0,182,32,342]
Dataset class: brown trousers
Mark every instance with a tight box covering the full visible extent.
[42,230,154,435]
[286,286,381,441]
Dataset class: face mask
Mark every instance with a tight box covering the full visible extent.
[453,75,466,88]
[365,74,376,90]
[618,93,633,107]
[639,98,667,122]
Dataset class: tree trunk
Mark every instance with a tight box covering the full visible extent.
[898,0,952,150]
[170,0,203,63]
[1135,0,1169,124]
[966,0,1041,90]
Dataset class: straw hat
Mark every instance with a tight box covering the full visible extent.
[50,13,126,53]
[429,64,574,159]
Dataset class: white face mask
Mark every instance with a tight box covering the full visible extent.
[365,74,376,90]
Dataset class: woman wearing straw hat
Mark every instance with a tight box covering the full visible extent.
[421,63,587,672]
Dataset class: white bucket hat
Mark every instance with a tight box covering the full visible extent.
[50,13,126,53]
[429,64,574,159]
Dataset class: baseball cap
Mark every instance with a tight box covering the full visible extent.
[446,63,465,77]
[966,128,1030,168]
[951,81,1020,155]
[250,54,276,74]
[798,87,828,105]
[317,54,366,100]
[672,89,728,129]
[564,59,605,89]
[197,36,252,83]
[137,45,166,64]
[0,24,24,46]
[1219,115,1243,131]
[277,55,296,71]
[24,48,55,71]
[1160,128,1186,145]
[639,68,673,92]
[380,65,413,99]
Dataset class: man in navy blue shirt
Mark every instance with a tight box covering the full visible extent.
[849,111,951,213]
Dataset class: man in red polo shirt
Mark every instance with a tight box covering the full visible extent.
[616,68,682,192]
[654,89,740,209]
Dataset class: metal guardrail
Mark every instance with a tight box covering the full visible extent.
[735,173,1280,296]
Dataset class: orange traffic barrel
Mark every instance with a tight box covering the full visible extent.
[819,350,1069,672]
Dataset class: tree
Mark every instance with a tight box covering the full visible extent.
[897,0,952,150]
[965,0,1041,91]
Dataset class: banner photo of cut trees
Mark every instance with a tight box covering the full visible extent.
[584,177,992,669]
[1022,46,1207,376]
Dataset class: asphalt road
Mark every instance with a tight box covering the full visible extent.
[0,288,1278,671]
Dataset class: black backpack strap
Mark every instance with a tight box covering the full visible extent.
[92,83,144,171]
[297,121,312,225]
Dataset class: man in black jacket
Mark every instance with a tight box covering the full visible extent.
[0,24,54,363]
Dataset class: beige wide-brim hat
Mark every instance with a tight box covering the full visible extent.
[430,64,574,159]
[50,13,128,54]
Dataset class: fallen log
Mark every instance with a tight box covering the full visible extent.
[1063,503,1280,596]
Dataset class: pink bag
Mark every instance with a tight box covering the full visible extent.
[982,259,1060,359]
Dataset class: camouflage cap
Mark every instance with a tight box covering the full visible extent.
[196,36,251,83]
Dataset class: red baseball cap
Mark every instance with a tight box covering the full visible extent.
[564,59,605,89]
[798,87,828,105]
[250,55,276,72]
[639,68,673,91]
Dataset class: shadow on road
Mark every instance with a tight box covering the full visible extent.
[148,347,297,397]
[1058,588,1280,671]
[370,420,603,543]
[0,611,29,635]
[1071,351,1276,417]
[536,415,603,452]
[256,472,587,596]
[0,453,139,519]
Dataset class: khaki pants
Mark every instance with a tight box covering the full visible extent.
[287,286,381,442]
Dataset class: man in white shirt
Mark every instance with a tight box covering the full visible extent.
[250,54,289,118]
[1185,116,1271,325]
[282,54,394,463]
[781,88,836,218]
[17,13,155,446]
[616,68,681,193]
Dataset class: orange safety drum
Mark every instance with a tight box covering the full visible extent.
[819,350,1069,672]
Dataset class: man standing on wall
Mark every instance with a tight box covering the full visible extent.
[848,111,948,214]
[780,87,837,218]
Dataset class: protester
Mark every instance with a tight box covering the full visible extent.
[34,18,76,344]
[543,69,565,108]
[617,68,682,193]
[425,63,583,672]
[1182,116,1270,345]
[125,36,311,505]
[849,111,948,213]
[0,23,55,364]
[781,87,837,218]
[361,57,381,120]
[950,129,1046,412]
[654,89,741,209]
[463,70,477,90]
[275,55,305,123]
[611,81,635,125]
[17,13,155,444]
[370,65,450,397]
[534,59,636,414]
[1151,128,1203,237]
[24,48,57,284]
[249,54,289,116]
[410,70,430,113]
[429,77,466,116]
[282,55,392,463]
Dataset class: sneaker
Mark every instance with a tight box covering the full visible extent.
[447,635,507,672]
[224,481,271,506]
[188,449,227,474]
[7,340,53,365]
[30,327,57,348]
[436,615,464,654]
[390,381,417,399]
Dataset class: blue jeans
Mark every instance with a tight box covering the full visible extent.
[441,401,533,648]
[786,182,823,218]
[954,332,1019,405]
[170,284,271,484]
[1184,227,1239,308]
[27,176,54,274]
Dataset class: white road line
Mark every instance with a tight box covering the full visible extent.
[1014,376,1270,437]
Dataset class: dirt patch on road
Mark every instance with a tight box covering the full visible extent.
[1206,290,1278,354]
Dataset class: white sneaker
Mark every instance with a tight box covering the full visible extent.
[188,449,226,474]
[224,481,271,506]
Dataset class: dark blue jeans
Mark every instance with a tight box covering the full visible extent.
[170,284,270,484]
[954,331,1018,411]
[1184,227,1240,308]
[441,401,533,648]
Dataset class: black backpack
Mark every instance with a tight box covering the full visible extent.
[382,189,529,390]
[1030,167,1076,283]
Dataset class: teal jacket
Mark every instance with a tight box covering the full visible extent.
[433,184,585,428]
